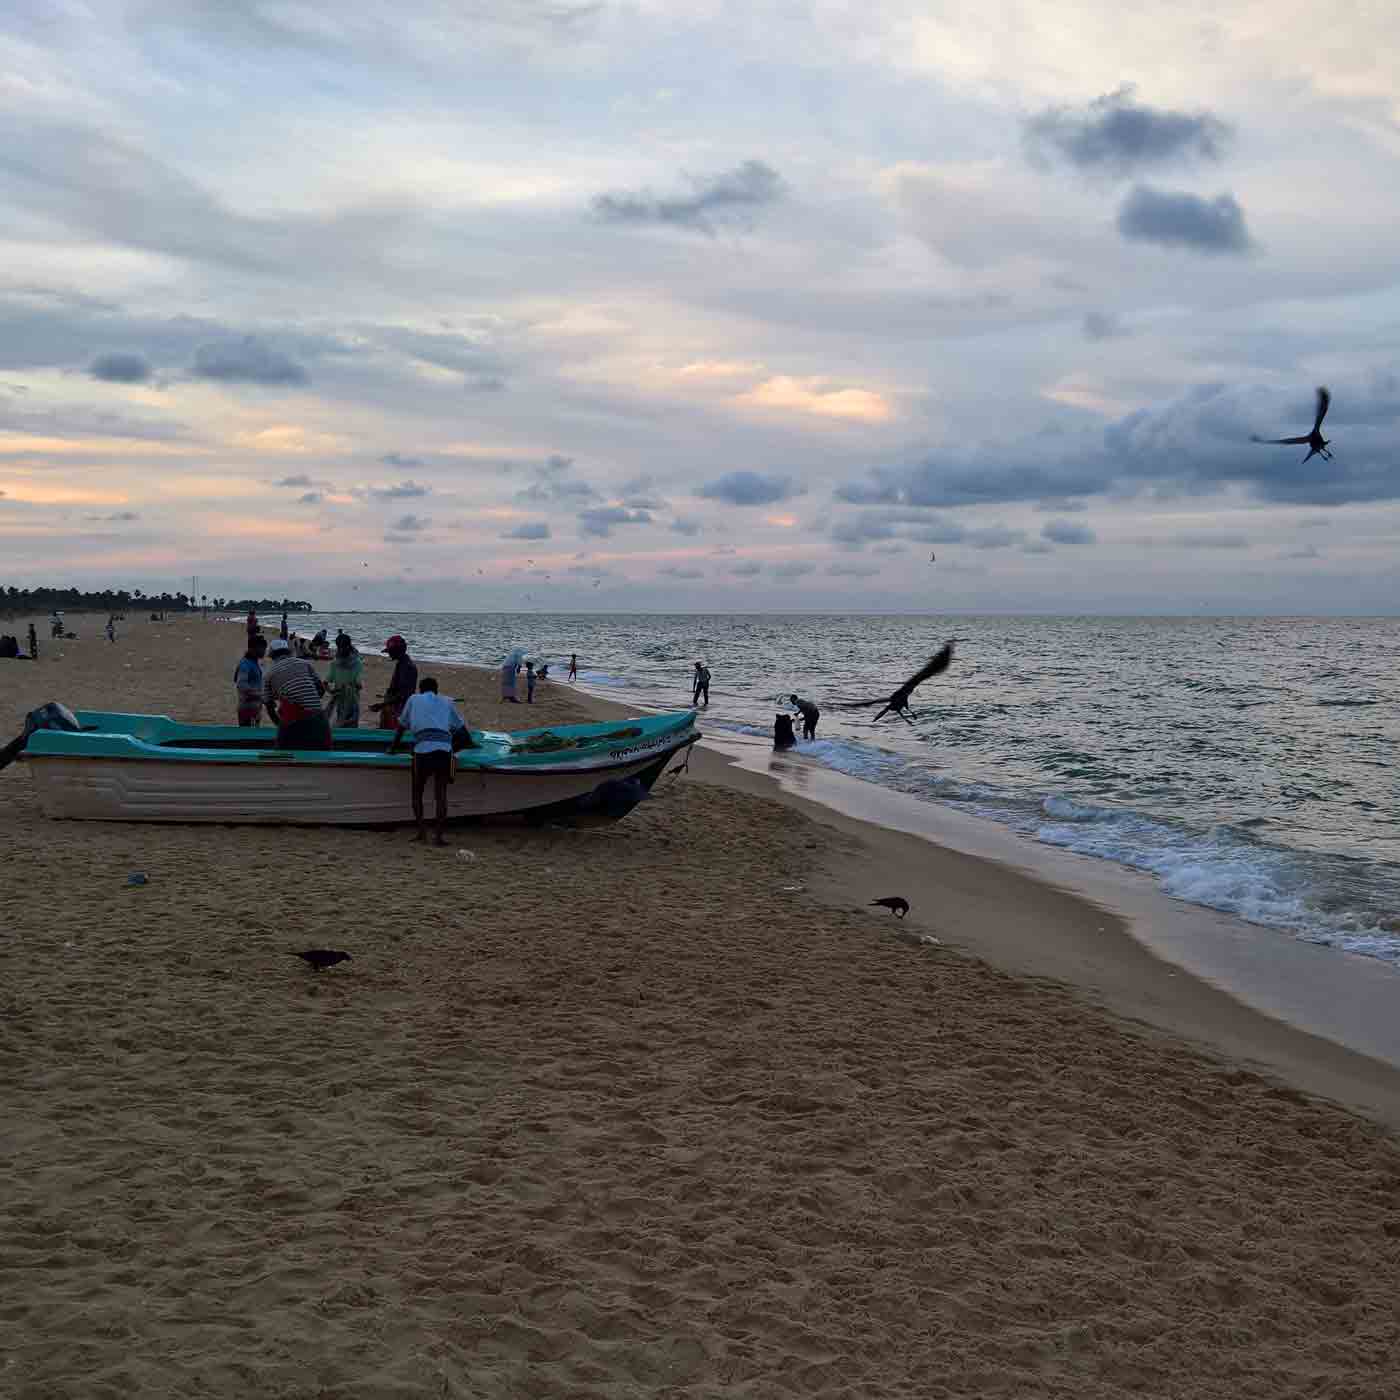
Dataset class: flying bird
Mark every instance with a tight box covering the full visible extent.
[929,552,936,562]
[1252,386,1333,463]
[843,640,955,724]
[292,949,352,970]
[870,896,910,918]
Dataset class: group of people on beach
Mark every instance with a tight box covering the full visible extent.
[237,616,420,745]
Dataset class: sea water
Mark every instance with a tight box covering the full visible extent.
[295,611,1400,969]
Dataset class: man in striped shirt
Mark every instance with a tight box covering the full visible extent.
[262,637,332,750]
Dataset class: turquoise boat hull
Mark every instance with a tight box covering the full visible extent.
[21,708,699,825]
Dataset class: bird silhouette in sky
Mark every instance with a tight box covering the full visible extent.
[1252,386,1333,463]
[843,640,955,724]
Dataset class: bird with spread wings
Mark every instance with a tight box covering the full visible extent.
[1251,386,1333,463]
[843,640,955,723]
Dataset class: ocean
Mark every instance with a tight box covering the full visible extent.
[292,611,1400,970]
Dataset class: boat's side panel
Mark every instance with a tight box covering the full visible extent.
[27,745,685,824]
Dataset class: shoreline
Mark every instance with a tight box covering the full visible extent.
[555,679,1400,1131]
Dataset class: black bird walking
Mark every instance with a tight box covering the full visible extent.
[870,897,910,918]
[1252,386,1333,463]
[844,641,955,724]
[293,949,352,970]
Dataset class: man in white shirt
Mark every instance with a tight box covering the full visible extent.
[389,677,473,845]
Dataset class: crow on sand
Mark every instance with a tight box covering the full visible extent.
[870,897,910,918]
[293,949,352,970]
[1251,386,1333,463]
[844,641,955,724]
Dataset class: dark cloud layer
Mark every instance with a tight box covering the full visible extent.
[89,351,152,383]
[364,480,430,501]
[503,521,551,540]
[578,505,652,537]
[192,335,309,385]
[1082,312,1126,341]
[593,160,784,235]
[838,379,1400,510]
[697,470,802,506]
[1042,519,1097,544]
[1026,85,1230,177]
[1117,186,1252,254]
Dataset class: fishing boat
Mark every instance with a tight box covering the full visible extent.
[4,704,698,826]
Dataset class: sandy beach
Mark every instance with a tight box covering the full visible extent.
[3,614,1400,1398]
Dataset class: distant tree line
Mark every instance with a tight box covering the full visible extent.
[0,586,315,617]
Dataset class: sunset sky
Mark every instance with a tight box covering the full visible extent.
[2,0,1398,612]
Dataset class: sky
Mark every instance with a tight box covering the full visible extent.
[2,0,1398,614]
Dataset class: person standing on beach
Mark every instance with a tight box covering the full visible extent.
[326,633,363,727]
[262,637,331,749]
[390,677,472,846]
[378,635,418,730]
[105,616,116,644]
[790,694,821,742]
[500,651,521,703]
[279,610,289,640]
[568,653,578,682]
[27,623,37,661]
[246,608,259,644]
[234,635,267,726]
[526,660,536,704]
[692,660,711,708]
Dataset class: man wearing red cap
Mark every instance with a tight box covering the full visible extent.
[377,634,418,731]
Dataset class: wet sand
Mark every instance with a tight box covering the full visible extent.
[3,614,1400,1398]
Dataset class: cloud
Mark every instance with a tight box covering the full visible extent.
[670,515,703,536]
[830,511,967,548]
[89,351,152,383]
[578,505,652,537]
[380,452,424,469]
[773,560,816,579]
[1117,186,1252,254]
[1281,544,1321,559]
[84,510,140,522]
[593,159,784,235]
[273,474,317,488]
[1041,519,1097,545]
[967,526,1026,550]
[1173,531,1249,548]
[838,380,1400,511]
[1026,85,1230,177]
[503,521,551,540]
[298,491,324,505]
[364,480,430,501]
[515,454,598,504]
[1082,312,1126,342]
[698,470,802,506]
[389,513,430,533]
[826,562,880,577]
[736,376,893,423]
[192,335,309,385]
[1021,540,1055,554]
[660,565,705,579]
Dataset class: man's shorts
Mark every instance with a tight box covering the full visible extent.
[413,750,453,783]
